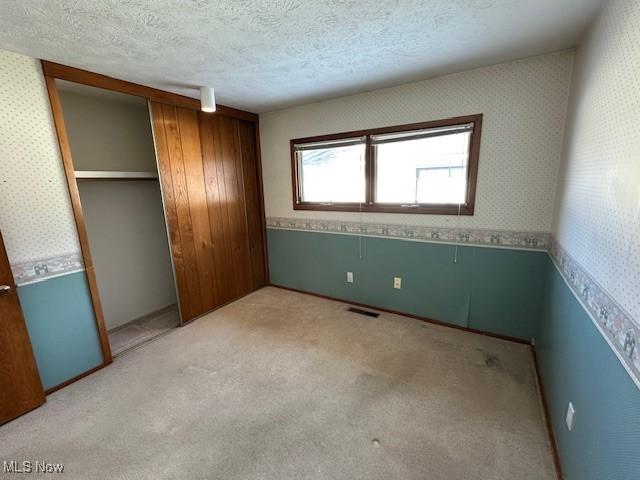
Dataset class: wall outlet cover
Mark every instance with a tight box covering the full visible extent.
[394,277,402,289]
[566,402,575,431]
[347,271,354,283]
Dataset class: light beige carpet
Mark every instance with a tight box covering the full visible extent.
[0,287,557,480]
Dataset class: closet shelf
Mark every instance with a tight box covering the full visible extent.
[74,170,158,180]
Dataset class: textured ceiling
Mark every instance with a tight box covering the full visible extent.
[0,0,603,113]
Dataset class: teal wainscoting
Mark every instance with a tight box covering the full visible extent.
[536,260,640,480]
[17,271,104,391]
[267,228,548,340]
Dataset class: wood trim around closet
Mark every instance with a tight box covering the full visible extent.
[41,61,258,123]
[43,75,113,368]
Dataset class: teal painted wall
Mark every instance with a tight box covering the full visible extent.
[536,260,640,480]
[267,228,548,340]
[17,272,104,390]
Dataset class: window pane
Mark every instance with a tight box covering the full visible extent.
[298,144,365,203]
[416,167,466,203]
[375,130,470,204]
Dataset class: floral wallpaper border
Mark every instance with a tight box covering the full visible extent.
[266,217,551,250]
[267,216,639,388]
[549,239,640,387]
[11,252,85,286]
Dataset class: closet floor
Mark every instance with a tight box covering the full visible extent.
[108,306,180,356]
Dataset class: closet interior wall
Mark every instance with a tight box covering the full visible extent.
[57,81,178,337]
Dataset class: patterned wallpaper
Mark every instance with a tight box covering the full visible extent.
[260,50,575,233]
[267,217,551,251]
[553,0,640,327]
[0,50,82,283]
[549,239,640,387]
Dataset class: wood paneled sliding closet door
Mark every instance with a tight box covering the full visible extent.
[150,102,266,322]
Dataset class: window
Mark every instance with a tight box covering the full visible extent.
[296,137,366,203]
[291,115,482,215]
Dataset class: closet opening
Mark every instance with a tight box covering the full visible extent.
[56,80,180,357]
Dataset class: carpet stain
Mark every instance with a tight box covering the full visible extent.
[483,353,501,369]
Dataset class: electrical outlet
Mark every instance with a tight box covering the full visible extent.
[347,272,354,283]
[394,277,402,289]
[566,402,575,431]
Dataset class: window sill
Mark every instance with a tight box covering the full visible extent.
[293,203,474,215]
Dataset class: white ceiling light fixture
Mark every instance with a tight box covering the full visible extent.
[200,86,216,113]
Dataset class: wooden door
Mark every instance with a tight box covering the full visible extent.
[150,102,266,322]
[0,230,45,425]
[237,120,267,290]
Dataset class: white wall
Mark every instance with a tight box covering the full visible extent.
[260,50,575,233]
[60,86,176,330]
[0,50,81,270]
[553,0,640,322]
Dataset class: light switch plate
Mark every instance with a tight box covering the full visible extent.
[347,272,354,283]
[566,402,575,431]
[394,277,402,289]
